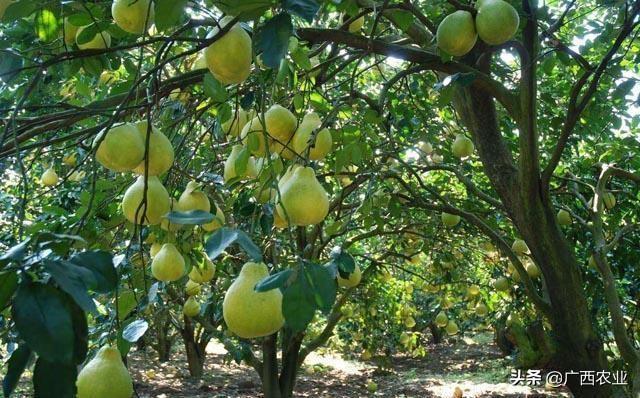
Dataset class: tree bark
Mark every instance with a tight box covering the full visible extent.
[262,334,282,398]
[181,317,206,379]
[453,86,612,397]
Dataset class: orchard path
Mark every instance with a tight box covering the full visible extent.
[131,333,570,398]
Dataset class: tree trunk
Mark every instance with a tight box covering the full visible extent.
[279,330,303,398]
[429,322,443,344]
[154,312,173,362]
[181,317,206,379]
[262,334,282,398]
[453,86,612,397]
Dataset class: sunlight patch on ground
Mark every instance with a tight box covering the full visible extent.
[425,379,570,398]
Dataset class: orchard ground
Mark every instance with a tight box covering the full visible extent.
[9,332,567,397]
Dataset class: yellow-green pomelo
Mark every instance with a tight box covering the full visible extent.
[223,262,285,338]
[603,192,616,209]
[63,17,80,45]
[76,346,133,398]
[292,113,332,160]
[151,243,185,282]
[183,297,201,317]
[445,320,459,335]
[277,166,329,226]
[435,311,448,327]
[475,303,488,316]
[185,280,201,296]
[76,27,111,50]
[452,134,474,158]
[436,11,477,57]
[112,0,154,35]
[223,108,252,137]
[441,212,461,227]
[132,121,174,176]
[265,104,297,143]
[224,145,258,182]
[493,276,509,291]
[202,205,225,232]
[150,242,162,258]
[557,209,572,226]
[526,262,541,279]
[62,152,77,166]
[189,256,215,283]
[348,15,364,33]
[121,176,171,225]
[337,264,362,288]
[94,123,145,172]
[40,168,58,186]
[160,198,182,231]
[475,0,519,46]
[204,18,252,85]
[178,181,211,212]
[468,285,480,296]
[511,239,529,255]
[240,117,268,156]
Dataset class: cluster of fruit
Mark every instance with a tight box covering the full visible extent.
[436,0,520,57]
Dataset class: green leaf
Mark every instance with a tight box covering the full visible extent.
[69,300,88,365]
[385,9,414,31]
[212,0,273,20]
[68,251,117,294]
[282,273,317,332]
[2,0,38,22]
[164,210,214,225]
[204,74,228,101]
[33,358,77,398]
[2,345,32,398]
[255,269,293,292]
[204,227,263,261]
[330,248,355,277]
[122,319,149,342]
[282,0,320,22]
[12,283,75,363]
[304,263,337,314]
[154,0,188,31]
[0,271,18,309]
[34,9,59,42]
[255,13,293,69]
[234,146,250,175]
[76,22,111,45]
[43,260,97,314]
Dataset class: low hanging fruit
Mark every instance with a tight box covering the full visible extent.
[178,181,211,212]
[452,134,474,158]
[151,243,185,282]
[76,346,133,398]
[185,280,201,296]
[557,209,572,226]
[189,256,215,283]
[94,123,145,172]
[445,320,459,335]
[526,261,541,279]
[337,264,362,288]
[435,311,448,327]
[111,0,154,35]
[441,212,461,227]
[511,239,529,255]
[183,297,201,317]
[202,205,226,232]
[493,276,510,291]
[475,0,520,46]
[121,175,171,225]
[132,121,174,176]
[277,166,329,226]
[40,167,58,186]
[160,198,182,231]
[149,242,162,258]
[76,27,111,50]
[222,108,252,137]
[475,303,488,317]
[224,145,258,182]
[223,262,285,338]
[265,104,297,144]
[348,15,365,33]
[292,113,333,161]
[240,117,269,156]
[436,11,477,57]
[204,17,252,85]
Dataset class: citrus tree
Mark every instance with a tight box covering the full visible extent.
[1,0,640,397]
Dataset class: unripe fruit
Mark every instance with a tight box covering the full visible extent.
[452,134,474,158]
[76,346,133,398]
[435,311,448,327]
[418,141,433,155]
[441,212,461,227]
[224,145,258,182]
[431,153,443,163]
[204,17,252,85]
[112,0,154,35]
[62,152,77,166]
[366,381,378,393]
[436,11,477,57]
[475,303,488,317]
[468,285,480,296]
[151,243,185,282]
[240,117,268,156]
[185,280,201,296]
[603,192,616,210]
[493,276,510,291]
[76,27,111,50]
[63,18,80,45]
[222,108,252,137]
[189,257,215,283]
[445,320,459,335]
[183,297,201,317]
[348,15,365,33]
[132,121,174,176]
[511,239,529,255]
[40,168,58,186]
[149,242,162,258]
[202,205,226,232]
[94,123,145,172]
[337,265,362,288]
[178,181,211,213]
[475,0,519,46]
[122,176,171,225]
[404,316,416,328]
[526,262,541,279]
[557,209,572,226]
[223,262,285,338]
[277,166,329,226]
[265,104,297,143]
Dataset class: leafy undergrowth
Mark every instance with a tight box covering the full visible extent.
[126,333,569,398]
